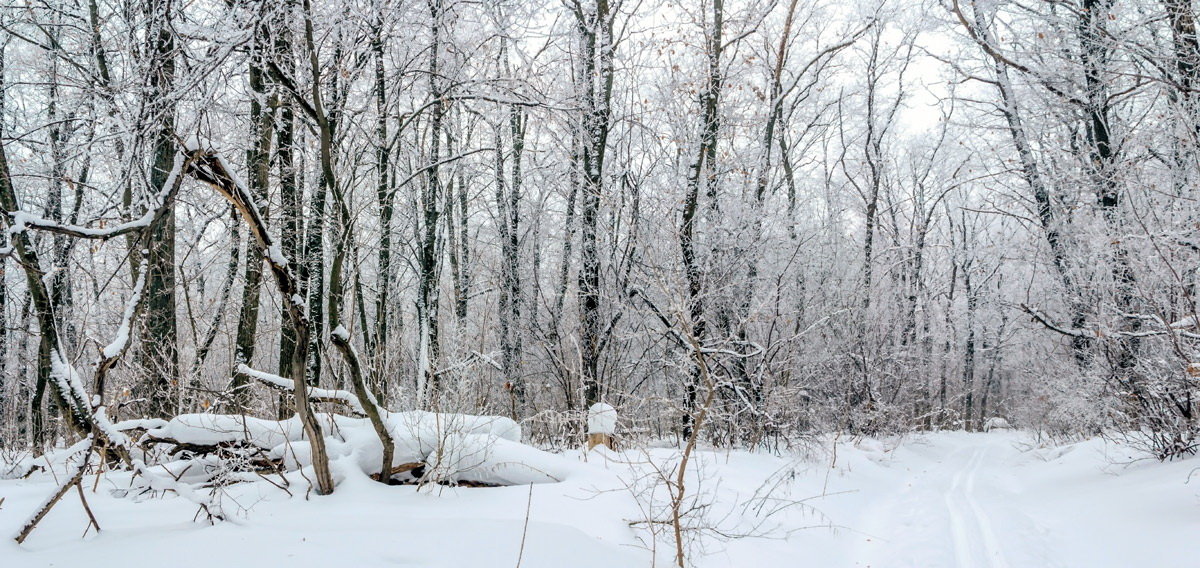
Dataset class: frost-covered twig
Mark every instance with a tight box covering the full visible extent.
[1021,304,1200,340]
[99,258,147,360]
[93,256,150,401]
[130,459,225,521]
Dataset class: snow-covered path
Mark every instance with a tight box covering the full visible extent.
[944,447,1011,568]
[852,435,1052,567]
[845,433,1200,568]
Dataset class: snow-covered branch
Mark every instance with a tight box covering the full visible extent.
[238,364,367,416]
[1021,304,1200,341]
[3,153,186,241]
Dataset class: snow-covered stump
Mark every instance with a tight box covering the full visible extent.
[587,403,617,450]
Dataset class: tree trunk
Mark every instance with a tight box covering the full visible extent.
[574,0,614,409]
[417,0,447,407]
[961,251,977,431]
[372,9,394,403]
[275,4,301,411]
[301,0,330,389]
[680,0,723,438]
[231,17,274,409]
[497,56,526,409]
[1080,0,1140,375]
[446,129,469,326]
[142,0,179,418]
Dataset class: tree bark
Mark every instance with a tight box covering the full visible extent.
[496,46,526,408]
[572,0,614,408]
[141,0,179,418]
[416,0,447,407]
[679,0,723,438]
[274,3,301,412]
[231,15,275,409]
[371,8,394,403]
[1080,0,1140,376]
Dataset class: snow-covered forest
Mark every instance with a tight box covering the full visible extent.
[0,0,1198,565]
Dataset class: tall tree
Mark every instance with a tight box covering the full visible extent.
[370,4,395,403]
[568,0,615,407]
[956,0,1090,363]
[230,5,275,409]
[141,0,179,418]
[416,0,447,407]
[274,0,302,397]
[679,0,723,436]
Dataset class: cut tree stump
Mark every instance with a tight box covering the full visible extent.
[587,433,614,450]
[587,403,617,450]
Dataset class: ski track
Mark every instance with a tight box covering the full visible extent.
[859,437,1058,568]
[944,450,978,568]
[946,448,1010,568]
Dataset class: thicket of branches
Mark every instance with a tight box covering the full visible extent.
[0,0,1197,465]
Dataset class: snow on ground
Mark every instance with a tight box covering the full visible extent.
[1,431,1197,567]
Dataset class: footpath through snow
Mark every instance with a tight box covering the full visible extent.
[1,431,1197,567]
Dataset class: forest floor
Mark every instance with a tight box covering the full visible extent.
[1,430,1196,567]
